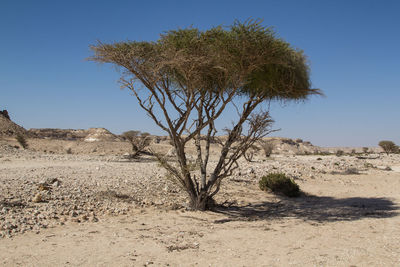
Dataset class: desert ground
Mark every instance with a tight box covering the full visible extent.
[1,134,400,266]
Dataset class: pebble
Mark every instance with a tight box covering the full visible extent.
[32,193,42,203]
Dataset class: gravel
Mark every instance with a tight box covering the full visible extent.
[1,143,397,238]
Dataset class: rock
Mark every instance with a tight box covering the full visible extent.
[32,193,42,203]
[166,148,176,157]
[0,110,10,120]
[38,184,50,191]
[0,110,28,137]
[247,168,255,174]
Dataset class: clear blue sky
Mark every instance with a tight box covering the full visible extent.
[1,0,399,147]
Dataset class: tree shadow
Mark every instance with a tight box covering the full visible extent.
[213,195,399,223]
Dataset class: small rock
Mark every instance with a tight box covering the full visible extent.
[247,168,255,174]
[32,193,42,203]
[38,184,50,191]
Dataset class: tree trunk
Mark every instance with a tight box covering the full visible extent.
[188,192,211,211]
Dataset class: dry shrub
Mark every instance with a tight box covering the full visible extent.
[16,134,28,149]
[123,130,151,158]
[259,140,274,157]
[244,145,260,162]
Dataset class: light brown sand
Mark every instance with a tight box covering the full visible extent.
[1,138,400,266]
[1,171,400,266]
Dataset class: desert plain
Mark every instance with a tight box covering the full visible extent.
[0,128,400,267]
[0,109,399,267]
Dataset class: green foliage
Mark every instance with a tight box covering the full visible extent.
[259,173,300,197]
[89,19,320,102]
[16,134,28,149]
[378,140,398,155]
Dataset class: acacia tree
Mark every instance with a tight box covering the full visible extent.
[89,20,320,210]
[378,140,398,155]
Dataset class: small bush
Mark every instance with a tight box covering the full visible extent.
[259,173,300,197]
[336,150,344,157]
[66,148,72,154]
[16,134,28,149]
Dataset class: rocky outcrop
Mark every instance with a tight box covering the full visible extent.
[28,128,122,142]
[0,110,28,137]
[264,137,318,155]
[28,128,88,140]
[0,110,10,120]
[84,128,121,142]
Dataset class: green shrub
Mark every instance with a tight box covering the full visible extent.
[259,173,300,197]
[16,134,28,149]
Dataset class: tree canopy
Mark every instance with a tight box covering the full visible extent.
[90,20,318,101]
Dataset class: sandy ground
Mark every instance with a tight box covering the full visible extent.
[1,139,400,266]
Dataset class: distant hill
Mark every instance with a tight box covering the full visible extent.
[28,128,88,140]
[264,137,318,155]
[28,127,122,142]
[0,110,28,137]
[84,128,121,142]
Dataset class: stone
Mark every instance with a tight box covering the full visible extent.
[32,193,42,203]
